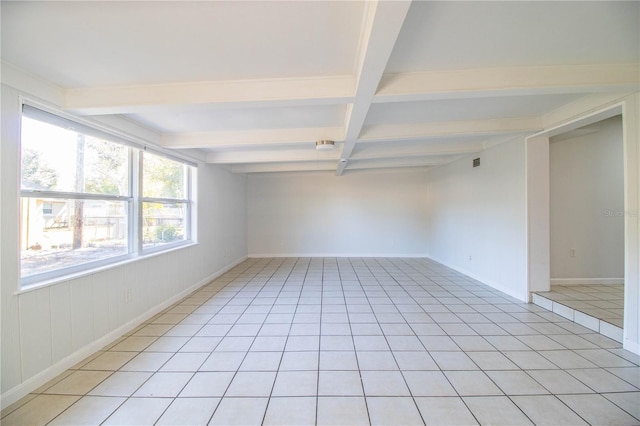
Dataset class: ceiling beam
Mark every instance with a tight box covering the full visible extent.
[64,75,354,115]
[161,126,344,149]
[359,117,542,143]
[231,162,337,174]
[337,0,413,175]
[351,144,483,160]
[374,63,640,103]
[345,156,461,171]
[207,148,341,164]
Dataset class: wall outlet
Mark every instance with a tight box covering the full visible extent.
[468,255,472,261]
[570,248,576,258]
[124,289,132,303]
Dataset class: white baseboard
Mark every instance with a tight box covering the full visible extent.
[0,255,247,410]
[248,253,429,258]
[426,255,528,302]
[550,278,624,286]
[623,338,640,356]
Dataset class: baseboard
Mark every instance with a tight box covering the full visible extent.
[248,253,430,258]
[426,255,528,302]
[623,338,640,356]
[0,255,247,410]
[550,278,624,286]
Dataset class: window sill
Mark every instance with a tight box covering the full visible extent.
[16,241,198,295]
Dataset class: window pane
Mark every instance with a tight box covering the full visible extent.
[21,117,129,196]
[21,197,129,277]
[143,202,187,248]
[143,152,186,199]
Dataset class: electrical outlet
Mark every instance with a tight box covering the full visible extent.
[468,255,472,261]
[570,248,576,258]
[124,289,132,303]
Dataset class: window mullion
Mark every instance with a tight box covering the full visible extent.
[135,150,143,254]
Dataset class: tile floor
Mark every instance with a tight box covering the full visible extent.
[2,258,639,425]
[535,285,624,328]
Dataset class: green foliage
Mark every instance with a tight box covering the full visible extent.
[21,148,59,190]
[84,139,128,195]
[143,153,185,199]
[154,224,182,242]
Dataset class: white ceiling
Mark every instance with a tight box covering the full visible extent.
[2,1,639,174]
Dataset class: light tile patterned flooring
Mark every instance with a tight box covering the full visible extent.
[2,258,639,425]
[536,284,624,328]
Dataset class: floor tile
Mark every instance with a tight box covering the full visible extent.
[603,392,640,420]
[208,397,268,426]
[279,351,318,370]
[444,371,503,396]
[318,371,364,396]
[322,335,356,351]
[133,372,193,397]
[179,372,234,397]
[145,336,189,352]
[319,351,359,370]
[526,369,595,394]
[272,371,318,396]
[403,371,457,396]
[511,395,588,425]
[103,397,172,425]
[120,352,173,372]
[394,351,439,370]
[79,351,136,371]
[250,336,287,351]
[361,370,410,396]
[42,370,111,395]
[0,395,81,426]
[467,351,519,370]
[540,350,599,369]
[264,397,317,425]
[88,371,151,396]
[240,351,283,371]
[366,396,424,425]
[160,352,209,372]
[431,351,478,370]
[463,396,533,425]
[110,336,157,352]
[503,350,559,370]
[179,337,221,353]
[414,396,479,425]
[48,396,125,425]
[486,370,549,395]
[317,396,369,426]
[199,351,246,371]
[567,368,639,392]
[286,335,320,351]
[357,351,398,370]
[558,394,640,425]
[156,397,219,425]
[226,371,277,397]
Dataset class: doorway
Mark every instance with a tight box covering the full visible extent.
[526,97,640,355]
[539,116,625,335]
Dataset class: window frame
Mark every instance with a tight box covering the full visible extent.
[19,100,197,289]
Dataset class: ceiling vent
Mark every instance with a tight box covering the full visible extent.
[316,140,335,151]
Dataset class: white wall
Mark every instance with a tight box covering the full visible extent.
[248,169,429,257]
[426,139,528,301]
[550,116,624,282]
[0,83,248,407]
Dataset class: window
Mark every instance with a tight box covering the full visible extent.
[20,104,196,286]
[142,152,190,249]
